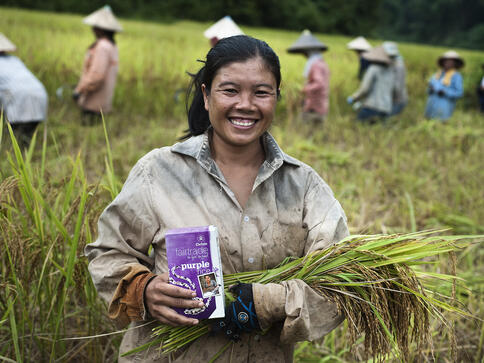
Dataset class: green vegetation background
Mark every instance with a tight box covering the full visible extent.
[0,7,483,363]
[2,0,484,50]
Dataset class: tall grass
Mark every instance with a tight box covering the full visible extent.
[0,6,483,362]
[1,120,119,361]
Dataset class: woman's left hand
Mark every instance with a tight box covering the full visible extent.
[211,283,260,341]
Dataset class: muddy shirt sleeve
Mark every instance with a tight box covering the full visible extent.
[254,170,349,343]
[84,156,159,326]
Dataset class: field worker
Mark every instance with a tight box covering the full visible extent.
[73,5,121,126]
[287,30,330,124]
[85,35,348,362]
[476,63,484,113]
[347,36,372,80]
[0,33,48,149]
[382,41,408,115]
[424,50,464,122]
[347,46,396,123]
[203,15,244,47]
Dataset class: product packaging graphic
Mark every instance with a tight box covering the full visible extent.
[165,226,224,319]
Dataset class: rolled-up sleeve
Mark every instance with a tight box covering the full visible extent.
[85,157,159,325]
[254,171,349,343]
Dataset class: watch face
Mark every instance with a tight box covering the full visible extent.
[238,311,249,323]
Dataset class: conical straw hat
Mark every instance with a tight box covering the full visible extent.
[287,30,328,53]
[347,36,371,51]
[0,33,16,52]
[382,41,399,57]
[361,46,391,65]
[438,50,464,68]
[83,5,123,32]
[204,16,244,40]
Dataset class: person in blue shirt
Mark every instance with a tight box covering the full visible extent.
[424,50,464,122]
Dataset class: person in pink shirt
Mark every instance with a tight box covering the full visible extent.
[74,6,122,125]
[288,30,330,124]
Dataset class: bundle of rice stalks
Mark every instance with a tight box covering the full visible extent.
[130,230,481,361]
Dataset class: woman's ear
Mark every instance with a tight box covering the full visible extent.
[202,84,209,112]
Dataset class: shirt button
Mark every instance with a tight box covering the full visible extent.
[243,215,250,222]
[248,257,254,263]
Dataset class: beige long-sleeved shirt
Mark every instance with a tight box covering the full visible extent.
[351,63,396,114]
[85,131,349,362]
[75,38,118,113]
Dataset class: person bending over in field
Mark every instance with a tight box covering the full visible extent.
[85,35,348,362]
[347,46,396,123]
[73,6,121,126]
[346,36,372,80]
[0,33,48,149]
[382,41,408,116]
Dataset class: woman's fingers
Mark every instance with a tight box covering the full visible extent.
[150,305,199,327]
[145,273,203,326]
[149,286,205,309]
[158,281,197,299]
[152,273,197,298]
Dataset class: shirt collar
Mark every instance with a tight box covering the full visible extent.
[171,130,301,170]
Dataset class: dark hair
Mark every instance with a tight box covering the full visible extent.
[183,35,281,139]
[92,27,116,46]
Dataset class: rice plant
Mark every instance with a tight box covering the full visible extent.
[141,231,481,361]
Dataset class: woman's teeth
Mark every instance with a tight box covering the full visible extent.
[229,118,256,126]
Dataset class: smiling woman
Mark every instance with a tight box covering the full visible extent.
[202,59,277,149]
[201,58,278,207]
[85,35,349,362]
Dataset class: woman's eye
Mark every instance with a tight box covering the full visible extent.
[255,90,271,97]
[222,88,237,94]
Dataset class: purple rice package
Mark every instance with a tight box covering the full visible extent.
[165,226,225,319]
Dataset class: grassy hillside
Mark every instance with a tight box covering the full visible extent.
[0,7,483,362]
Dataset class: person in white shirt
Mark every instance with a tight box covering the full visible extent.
[0,33,48,149]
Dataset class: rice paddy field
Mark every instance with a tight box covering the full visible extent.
[0,7,483,363]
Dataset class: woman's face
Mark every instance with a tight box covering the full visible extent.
[442,59,456,70]
[202,57,278,149]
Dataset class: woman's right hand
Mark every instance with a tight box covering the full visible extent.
[145,272,204,326]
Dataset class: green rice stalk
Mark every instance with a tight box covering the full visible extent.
[7,295,22,363]
[101,113,120,199]
[139,231,482,362]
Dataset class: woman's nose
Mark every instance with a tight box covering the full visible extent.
[235,92,255,111]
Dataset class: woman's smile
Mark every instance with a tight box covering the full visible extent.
[228,117,257,128]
